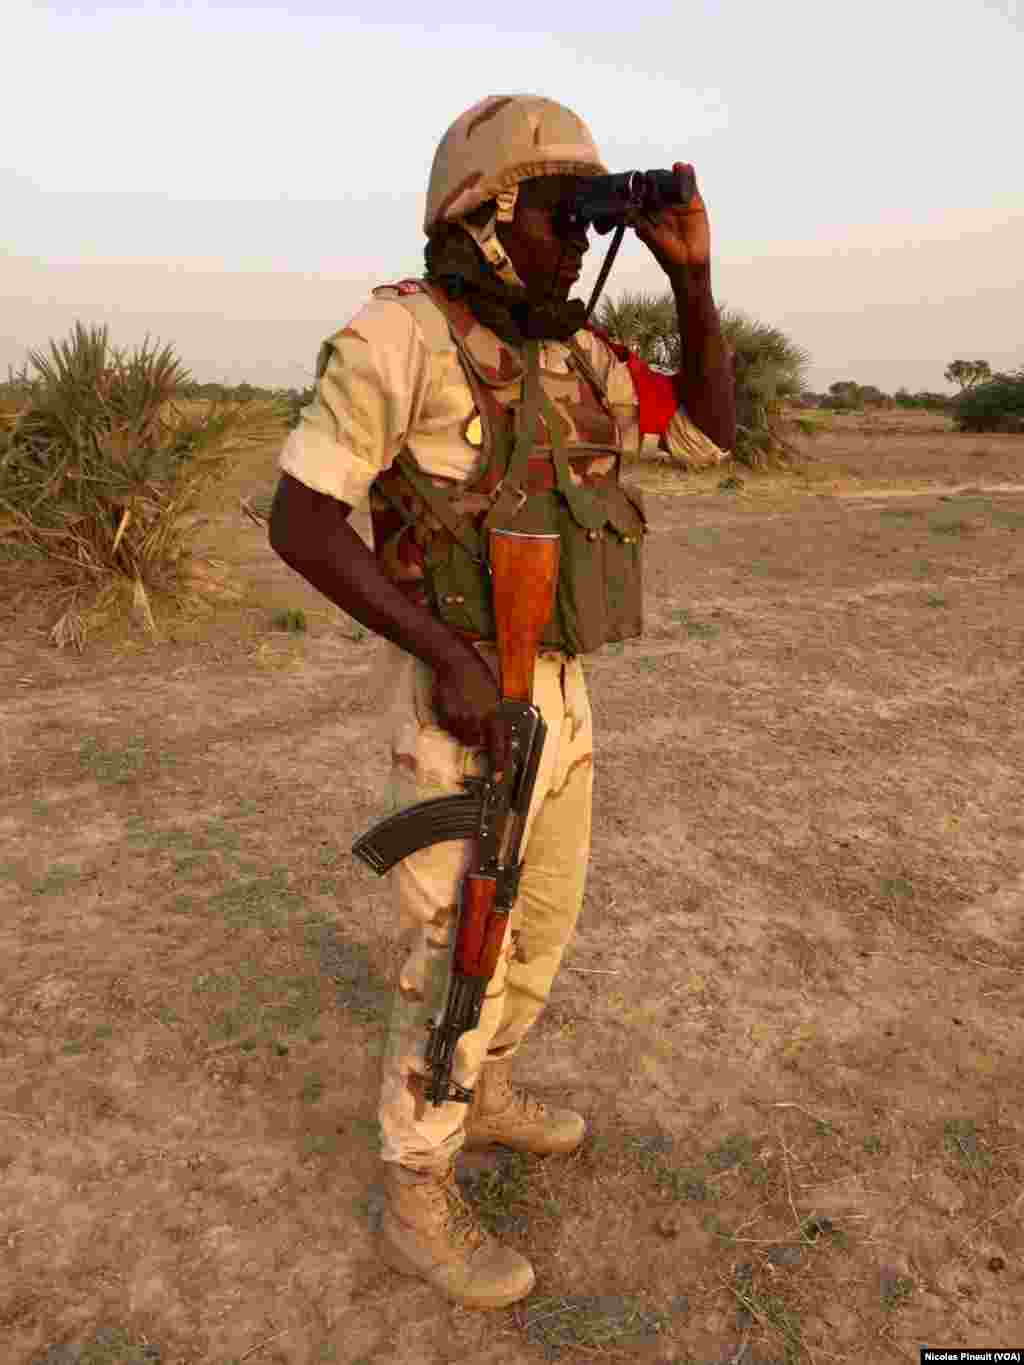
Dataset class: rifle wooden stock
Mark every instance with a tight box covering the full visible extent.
[488,529,561,703]
[453,873,505,977]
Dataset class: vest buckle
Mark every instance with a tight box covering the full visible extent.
[491,479,528,514]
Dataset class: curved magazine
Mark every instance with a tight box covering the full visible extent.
[351,791,483,875]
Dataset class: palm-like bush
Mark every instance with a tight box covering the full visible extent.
[594,290,810,468]
[0,322,290,648]
[592,290,680,370]
[720,307,810,466]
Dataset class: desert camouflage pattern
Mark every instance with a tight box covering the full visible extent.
[278,282,724,515]
[367,280,642,632]
[424,95,608,235]
[377,642,593,1172]
[279,279,724,647]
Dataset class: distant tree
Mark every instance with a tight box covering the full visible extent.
[915,391,955,412]
[286,385,317,428]
[944,359,991,392]
[186,381,229,400]
[892,387,951,410]
[827,381,862,410]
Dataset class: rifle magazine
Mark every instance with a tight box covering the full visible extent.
[351,790,484,874]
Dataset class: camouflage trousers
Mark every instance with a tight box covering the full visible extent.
[377,643,594,1173]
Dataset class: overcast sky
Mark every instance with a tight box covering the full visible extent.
[3,0,1022,394]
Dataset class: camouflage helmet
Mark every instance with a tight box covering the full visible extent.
[424,95,607,289]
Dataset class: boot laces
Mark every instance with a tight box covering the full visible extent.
[440,1168,486,1251]
[513,1088,549,1123]
[495,1080,548,1124]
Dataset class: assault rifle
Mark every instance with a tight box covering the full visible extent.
[351,529,561,1106]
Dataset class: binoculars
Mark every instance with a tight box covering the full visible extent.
[557,166,696,236]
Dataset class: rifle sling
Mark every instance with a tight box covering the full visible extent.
[535,385,611,528]
[482,340,542,534]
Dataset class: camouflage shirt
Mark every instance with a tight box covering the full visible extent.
[279,284,726,509]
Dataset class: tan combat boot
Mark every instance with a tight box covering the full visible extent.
[377,1159,536,1309]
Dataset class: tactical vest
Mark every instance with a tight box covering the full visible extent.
[367,279,647,657]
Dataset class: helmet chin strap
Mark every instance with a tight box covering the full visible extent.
[456,179,628,326]
[459,186,527,291]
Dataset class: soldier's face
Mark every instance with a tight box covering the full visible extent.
[496,176,590,301]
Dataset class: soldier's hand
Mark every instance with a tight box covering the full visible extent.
[432,653,511,779]
[632,161,711,274]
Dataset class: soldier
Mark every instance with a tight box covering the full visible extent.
[269,95,735,1310]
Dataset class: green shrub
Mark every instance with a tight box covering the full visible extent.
[953,373,1024,433]
[273,608,307,632]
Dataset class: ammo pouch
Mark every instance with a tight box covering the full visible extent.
[370,305,646,656]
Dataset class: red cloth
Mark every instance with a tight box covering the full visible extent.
[585,325,682,437]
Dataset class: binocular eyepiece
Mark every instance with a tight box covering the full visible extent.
[558,166,696,236]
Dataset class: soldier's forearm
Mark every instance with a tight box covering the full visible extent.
[269,487,478,679]
[669,263,737,452]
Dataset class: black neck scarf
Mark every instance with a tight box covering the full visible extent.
[423,226,586,348]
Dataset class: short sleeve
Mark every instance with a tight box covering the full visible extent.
[278,299,431,509]
[584,325,729,470]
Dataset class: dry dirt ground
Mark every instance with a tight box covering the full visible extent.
[2,412,1023,1365]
